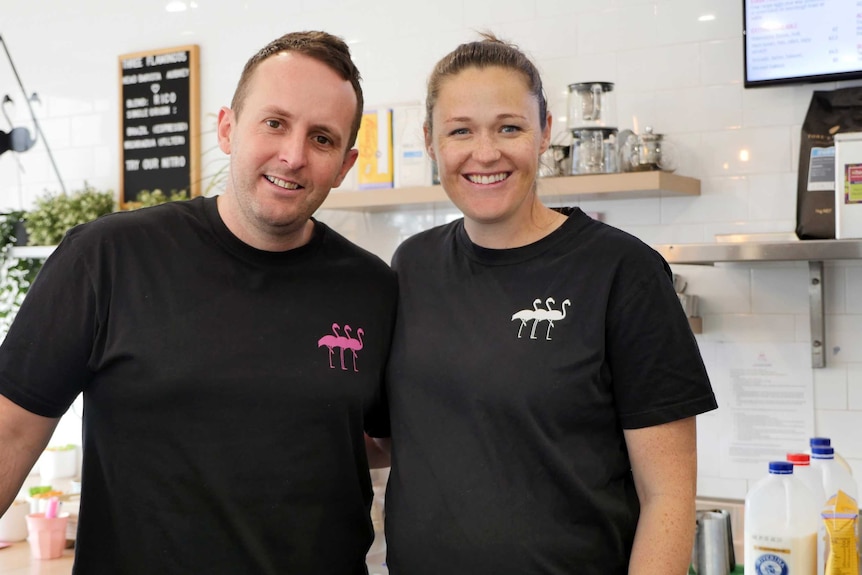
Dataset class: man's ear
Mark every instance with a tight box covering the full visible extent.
[333,148,359,188]
[216,106,234,154]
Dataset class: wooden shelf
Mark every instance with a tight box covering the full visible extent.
[322,171,700,211]
[9,245,56,259]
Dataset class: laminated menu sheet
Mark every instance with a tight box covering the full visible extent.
[698,342,814,482]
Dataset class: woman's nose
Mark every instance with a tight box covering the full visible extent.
[473,133,501,163]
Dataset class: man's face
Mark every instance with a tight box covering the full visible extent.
[217,52,358,249]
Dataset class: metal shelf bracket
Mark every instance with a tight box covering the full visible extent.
[809,261,825,368]
[652,239,862,370]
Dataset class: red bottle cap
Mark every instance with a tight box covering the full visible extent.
[787,453,810,465]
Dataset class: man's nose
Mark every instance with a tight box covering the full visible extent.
[279,132,308,169]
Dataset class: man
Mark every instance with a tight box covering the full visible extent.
[0,31,396,574]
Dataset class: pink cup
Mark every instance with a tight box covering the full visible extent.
[25,512,69,559]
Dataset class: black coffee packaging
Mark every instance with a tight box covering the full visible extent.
[797,87,862,239]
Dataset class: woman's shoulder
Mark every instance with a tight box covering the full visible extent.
[570,211,658,255]
[555,210,671,279]
[396,219,461,253]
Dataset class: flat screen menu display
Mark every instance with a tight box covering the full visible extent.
[744,0,862,87]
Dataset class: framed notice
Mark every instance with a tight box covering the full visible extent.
[119,45,200,209]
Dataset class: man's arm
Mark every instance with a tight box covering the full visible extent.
[0,393,60,515]
[624,416,698,575]
[364,435,391,469]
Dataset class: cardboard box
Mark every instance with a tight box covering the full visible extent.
[834,132,862,239]
[393,104,432,188]
[357,109,393,189]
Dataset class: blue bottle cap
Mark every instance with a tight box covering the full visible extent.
[810,437,831,446]
[768,461,794,474]
[811,446,834,458]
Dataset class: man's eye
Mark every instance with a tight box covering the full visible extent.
[449,128,469,136]
[314,135,332,145]
[501,125,521,133]
[265,119,281,129]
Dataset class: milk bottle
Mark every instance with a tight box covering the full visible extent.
[810,437,853,476]
[789,453,829,575]
[789,453,828,506]
[745,461,819,575]
[810,446,858,502]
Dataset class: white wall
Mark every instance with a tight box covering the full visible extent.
[2,0,861,501]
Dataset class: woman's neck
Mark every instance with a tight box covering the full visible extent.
[463,201,568,249]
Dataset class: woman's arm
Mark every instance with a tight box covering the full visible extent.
[365,434,391,469]
[623,416,698,575]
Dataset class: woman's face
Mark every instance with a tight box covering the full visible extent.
[425,65,551,229]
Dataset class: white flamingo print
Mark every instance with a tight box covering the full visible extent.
[529,297,556,340]
[511,298,542,338]
[544,299,571,340]
[510,297,572,340]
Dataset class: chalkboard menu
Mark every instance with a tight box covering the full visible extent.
[119,45,200,208]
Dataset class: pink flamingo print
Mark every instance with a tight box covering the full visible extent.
[317,323,342,369]
[342,327,365,372]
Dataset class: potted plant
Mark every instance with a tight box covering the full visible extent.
[0,210,43,335]
[1,182,194,337]
[124,188,189,210]
[1,183,115,337]
[25,182,116,246]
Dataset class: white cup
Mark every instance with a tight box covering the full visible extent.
[39,447,77,481]
[0,500,31,542]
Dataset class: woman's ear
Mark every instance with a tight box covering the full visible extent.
[539,112,552,155]
[424,122,436,161]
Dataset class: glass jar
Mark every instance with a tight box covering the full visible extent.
[570,127,619,175]
[566,82,616,130]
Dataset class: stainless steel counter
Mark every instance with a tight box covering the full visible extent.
[654,238,862,265]
[653,238,862,368]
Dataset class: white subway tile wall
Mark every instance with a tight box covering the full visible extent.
[3,0,862,500]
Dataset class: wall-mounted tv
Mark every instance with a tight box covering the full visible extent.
[744,0,862,88]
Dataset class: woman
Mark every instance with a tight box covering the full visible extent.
[381,33,717,575]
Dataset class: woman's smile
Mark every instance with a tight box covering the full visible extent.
[465,172,511,185]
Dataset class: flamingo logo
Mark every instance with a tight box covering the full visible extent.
[317,323,365,372]
[510,297,571,340]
